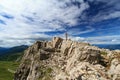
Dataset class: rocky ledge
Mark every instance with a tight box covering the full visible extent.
[14,37,120,80]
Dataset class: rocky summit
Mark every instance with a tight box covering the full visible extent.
[14,37,120,80]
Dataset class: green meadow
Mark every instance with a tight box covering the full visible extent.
[0,61,19,80]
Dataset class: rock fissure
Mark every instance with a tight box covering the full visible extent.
[14,37,120,80]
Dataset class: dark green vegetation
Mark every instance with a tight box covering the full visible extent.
[0,45,28,55]
[38,66,53,80]
[0,45,28,61]
[0,52,24,61]
[0,45,28,80]
[0,61,19,80]
[100,51,108,55]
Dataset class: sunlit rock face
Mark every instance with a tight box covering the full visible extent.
[14,37,120,80]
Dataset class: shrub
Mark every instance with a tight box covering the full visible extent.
[38,66,53,80]
[100,51,108,55]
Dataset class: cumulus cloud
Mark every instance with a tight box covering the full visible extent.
[0,0,90,47]
[0,0,120,47]
[0,0,89,27]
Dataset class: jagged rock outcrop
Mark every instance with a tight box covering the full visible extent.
[14,37,120,80]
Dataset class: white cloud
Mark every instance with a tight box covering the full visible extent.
[69,35,120,44]
[86,0,120,23]
[112,39,118,42]
[71,36,85,41]
[0,0,89,27]
[0,0,120,47]
[0,0,89,47]
[67,26,95,36]
[104,11,120,20]
[86,35,120,44]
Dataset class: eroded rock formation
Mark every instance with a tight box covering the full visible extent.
[14,37,120,80]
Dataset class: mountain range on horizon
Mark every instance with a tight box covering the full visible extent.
[0,45,28,61]
[0,44,120,53]
[0,44,120,56]
[0,43,119,55]
[0,45,28,55]
[0,42,119,61]
[93,44,120,50]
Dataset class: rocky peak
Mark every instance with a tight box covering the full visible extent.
[14,37,120,80]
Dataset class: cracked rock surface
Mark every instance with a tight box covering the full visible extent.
[14,37,120,80]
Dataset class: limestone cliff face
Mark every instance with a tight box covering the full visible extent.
[14,37,120,80]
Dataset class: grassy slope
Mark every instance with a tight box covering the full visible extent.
[0,52,24,61]
[0,45,27,80]
[0,61,19,80]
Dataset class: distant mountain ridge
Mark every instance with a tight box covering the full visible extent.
[0,45,28,55]
[94,44,120,50]
[0,47,9,55]
[0,45,28,61]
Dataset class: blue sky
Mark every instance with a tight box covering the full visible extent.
[0,0,120,47]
